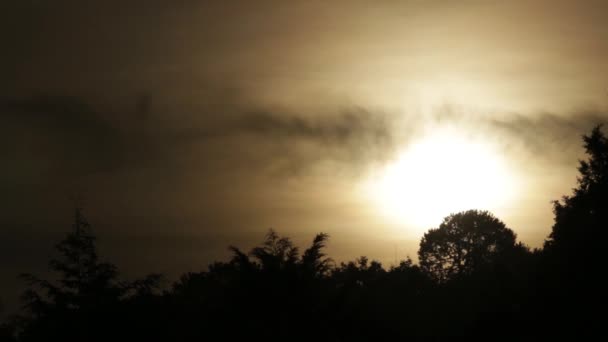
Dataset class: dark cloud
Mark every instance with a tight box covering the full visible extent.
[0,95,400,230]
[2,95,604,227]
[1,95,398,181]
[0,96,124,178]
[428,105,608,165]
[488,110,606,163]
[202,108,397,172]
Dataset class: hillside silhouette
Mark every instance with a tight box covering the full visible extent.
[1,126,607,341]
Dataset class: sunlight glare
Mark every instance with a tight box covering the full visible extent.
[366,128,516,232]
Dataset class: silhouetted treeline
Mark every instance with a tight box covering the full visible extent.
[1,126,607,341]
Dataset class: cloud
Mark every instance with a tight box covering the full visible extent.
[426,104,607,165]
[488,110,606,163]
[0,94,403,233]
[2,95,400,180]
[0,96,124,182]
[214,108,397,171]
[3,94,605,194]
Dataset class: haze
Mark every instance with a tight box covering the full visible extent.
[1,0,607,314]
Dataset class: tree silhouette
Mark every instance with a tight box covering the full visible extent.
[541,125,608,337]
[20,208,122,317]
[418,210,518,282]
[301,232,333,278]
[16,208,129,341]
[545,125,608,255]
[14,208,167,341]
[249,229,300,272]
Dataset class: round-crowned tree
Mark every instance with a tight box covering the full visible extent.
[418,210,517,282]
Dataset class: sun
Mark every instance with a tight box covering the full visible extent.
[365,127,517,232]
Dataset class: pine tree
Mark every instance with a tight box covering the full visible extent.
[21,207,122,316]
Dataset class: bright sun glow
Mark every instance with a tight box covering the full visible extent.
[366,127,517,232]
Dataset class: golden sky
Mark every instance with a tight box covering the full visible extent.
[1,0,608,311]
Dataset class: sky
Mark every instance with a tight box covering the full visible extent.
[1,0,608,314]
